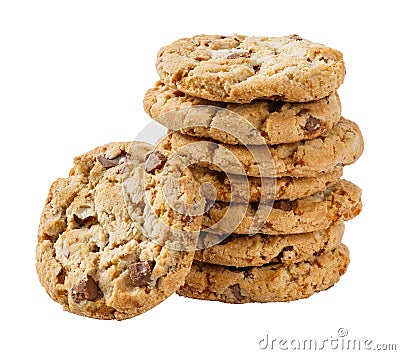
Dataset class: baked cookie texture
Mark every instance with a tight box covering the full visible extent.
[192,166,343,202]
[161,118,363,177]
[202,180,361,235]
[195,224,344,267]
[156,34,345,103]
[144,81,342,145]
[36,142,196,320]
[178,244,350,303]
[123,145,204,252]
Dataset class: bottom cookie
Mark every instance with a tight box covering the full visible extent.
[177,244,349,303]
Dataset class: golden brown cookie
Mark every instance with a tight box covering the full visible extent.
[157,34,345,103]
[36,142,197,320]
[160,118,363,178]
[195,224,344,267]
[144,81,342,145]
[192,166,343,202]
[178,244,350,303]
[202,180,362,235]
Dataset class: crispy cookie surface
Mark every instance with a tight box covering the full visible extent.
[202,180,361,235]
[192,166,343,202]
[178,244,350,303]
[156,34,345,103]
[195,224,344,267]
[144,81,342,145]
[36,142,195,320]
[162,118,363,178]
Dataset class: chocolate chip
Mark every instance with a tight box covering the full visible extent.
[273,200,292,211]
[97,152,126,169]
[129,261,155,287]
[217,35,227,39]
[304,116,321,133]
[182,215,193,223]
[173,90,186,97]
[227,52,251,60]
[290,34,303,41]
[282,246,294,252]
[71,276,100,303]
[73,215,95,227]
[229,284,245,301]
[144,151,167,174]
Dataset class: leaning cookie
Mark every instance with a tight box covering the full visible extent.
[157,34,345,103]
[160,118,363,178]
[202,180,361,235]
[192,166,343,202]
[144,81,341,145]
[195,224,344,267]
[36,142,196,320]
[178,244,350,303]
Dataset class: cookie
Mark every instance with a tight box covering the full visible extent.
[160,118,363,178]
[202,180,362,235]
[36,142,197,320]
[192,166,343,202]
[156,34,345,103]
[144,81,342,145]
[195,224,344,267]
[123,144,204,251]
[178,244,350,303]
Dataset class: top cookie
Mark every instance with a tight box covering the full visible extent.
[156,34,345,103]
[36,142,196,320]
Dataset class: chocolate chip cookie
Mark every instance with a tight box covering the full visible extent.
[178,244,350,303]
[192,166,343,202]
[144,81,342,145]
[36,142,196,320]
[156,34,345,103]
[202,180,361,235]
[195,224,344,267]
[159,118,363,178]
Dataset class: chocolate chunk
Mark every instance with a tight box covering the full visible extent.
[129,261,155,287]
[97,152,126,169]
[227,52,251,60]
[304,116,321,133]
[173,90,186,97]
[182,214,193,223]
[73,215,95,227]
[273,200,292,211]
[71,276,100,303]
[229,284,245,301]
[144,151,167,174]
[282,245,294,252]
[290,34,303,41]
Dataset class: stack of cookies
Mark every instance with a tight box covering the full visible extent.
[144,34,364,303]
[36,34,364,321]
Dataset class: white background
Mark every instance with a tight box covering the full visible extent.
[1,0,399,354]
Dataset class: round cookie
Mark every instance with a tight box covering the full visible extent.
[195,224,344,267]
[144,81,342,145]
[178,244,350,303]
[202,180,362,235]
[36,142,196,320]
[192,166,343,202]
[160,118,364,178]
[156,34,345,103]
